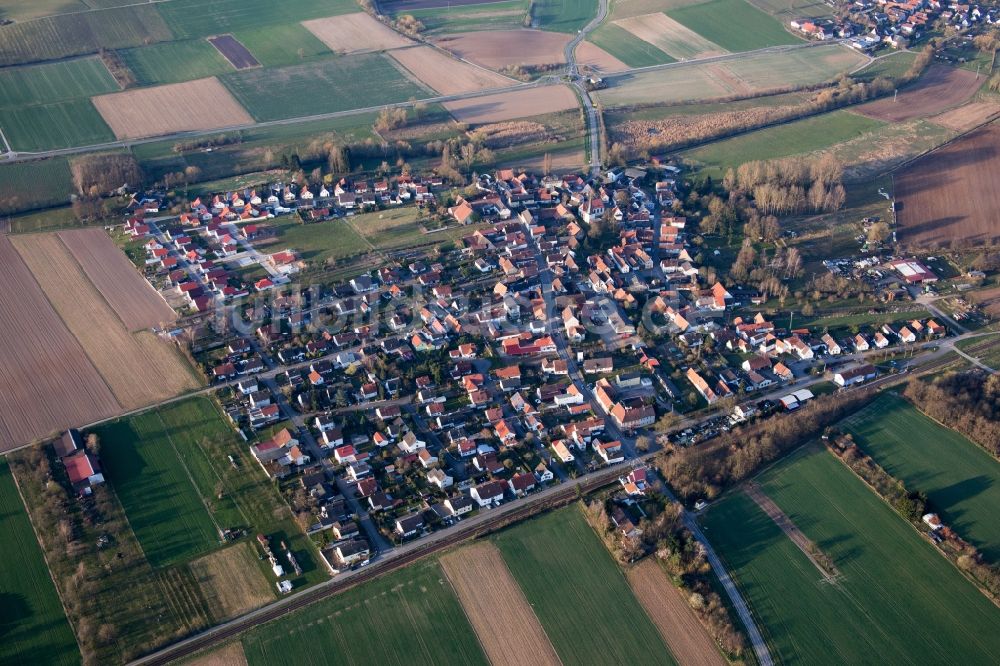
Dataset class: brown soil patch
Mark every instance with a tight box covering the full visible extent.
[969,286,1000,317]
[444,84,579,123]
[615,13,726,60]
[208,35,259,69]
[857,65,983,122]
[435,29,596,70]
[389,46,515,95]
[894,121,1000,248]
[59,228,176,331]
[930,101,1000,131]
[302,13,415,54]
[577,41,630,73]
[612,104,800,152]
[190,543,274,622]
[187,642,248,666]
[12,233,199,411]
[627,558,727,666]
[92,77,253,140]
[441,542,561,666]
[0,235,120,448]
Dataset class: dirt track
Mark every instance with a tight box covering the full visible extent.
[857,65,983,122]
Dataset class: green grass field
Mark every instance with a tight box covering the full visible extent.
[668,0,801,51]
[0,157,73,214]
[0,459,79,666]
[266,217,370,265]
[745,0,830,18]
[0,57,118,108]
[346,207,425,250]
[680,110,884,174]
[0,99,115,151]
[841,392,1000,561]
[702,446,1000,664]
[0,5,172,66]
[158,0,357,39]
[221,54,429,122]
[0,0,87,21]
[532,0,598,32]
[853,51,917,83]
[241,559,488,665]
[398,0,531,33]
[495,507,676,665]
[588,23,676,68]
[233,24,332,68]
[120,39,234,86]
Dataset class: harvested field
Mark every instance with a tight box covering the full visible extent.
[93,77,253,140]
[389,46,516,95]
[190,544,274,621]
[436,29,625,71]
[931,101,1000,131]
[615,13,726,60]
[188,643,248,666]
[894,122,1000,248]
[302,13,415,53]
[510,146,586,171]
[444,85,579,123]
[441,542,560,666]
[0,235,119,448]
[471,120,550,147]
[11,233,198,410]
[627,559,726,666]
[208,35,260,69]
[58,228,176,331]
[857,65,983,122]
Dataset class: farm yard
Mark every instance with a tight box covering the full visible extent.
[702,446,1000,664]
[0,459,79,666]
[857,64,985,122]
[240,559,488,665]
[495,507,676,665]
[441,543,561,666]
[666,0,801,52]
[389,46,516,95]
[893,121,1000,248]
[841,392,1000,561]
[302,13,415,54]
[0,235,120,449]
[93,77,253,140]
[444,85,580,123]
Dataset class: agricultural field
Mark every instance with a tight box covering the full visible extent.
[435,29,622,71]
[444,84,579,123]
[240,559,488,665]
[495,507,676,665]
[158,0,358,40]
[894,121,1000,248]
[531,0,599,33]
[0,235,120,449]
[120,39,235,86]
[841,392,1000,561]
[390,0,532,34]
[208,35,260,70]
[587,23,677,68]
[931,101,1000,131]
[0,0,87,21]
[0,459,79,666]
[746,0,830,18]
[302,13,416,54]
[232,24,332,68]
[60,228,177,331]
[189,642,248,666]
[702,446,1000,664]
[0,157,73,214]
[262,217,370,267]
[93,77,253,140]
[615,13,726,60]
[852,50,917,83]
[389,46,516,95]
[221,55,428,122]
[0,57,118,108]
[857,64,984,122]
[667,0,800,51]
[441,542,561,666]
[11,232,198,409]
[0,100,115,151]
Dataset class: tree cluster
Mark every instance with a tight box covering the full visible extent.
[729,154,846,216]
[828,434,927,522]
[69,153,143,196]
[902,370,1000,456]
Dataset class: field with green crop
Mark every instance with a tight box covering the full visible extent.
[0,99,115,151]
[0,57,118,107]
[667,0,801,51]
[0,459,79,666]
[841,392,1000,561]
[0,5,172,66]
[0,157,73,214]
[120,39,234,86]
[532,0,599,32]
[702,446,1000,664]
[241,559,488,665]
[588,23,676,68]
[680,110,885,174]
[158,0,357,39]
[398,0,531,33]
[221,54,429,122]
[233,24,332,68]
[495,507,676,665]
[746,0,830,18]
[0,0,86,21]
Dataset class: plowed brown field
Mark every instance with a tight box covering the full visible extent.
[894,121,1000,248]
[626,559,726,666]
[857,65,983,122]
[389,46,516,95]
[59,228,176,331]
[441,542,561,666]
[12,233,199,411]
[931,101,1000,131]
[0,235,120,448]
[302,13,415,54]
[93,77,253,140]
[444,85,579,123]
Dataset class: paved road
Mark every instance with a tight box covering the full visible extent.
[565,0,609,174]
